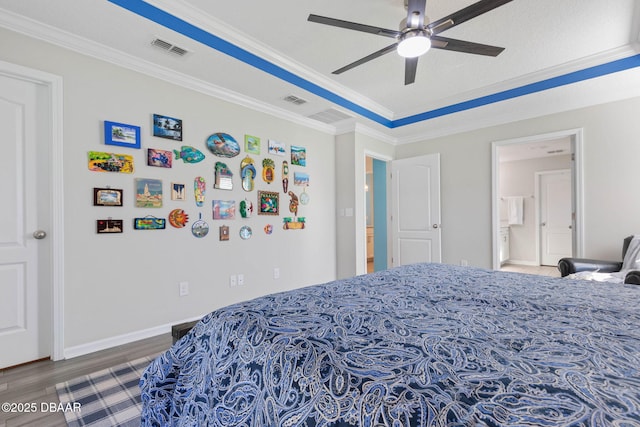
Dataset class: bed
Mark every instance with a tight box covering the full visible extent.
[140,263,640,426]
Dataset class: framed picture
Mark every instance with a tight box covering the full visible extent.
[104,121,141,149]
[294,172,309,186]
[258,191,279,215]
[213,200,236,220]
[268,139,286,156]
[135,178,163,208]
[96,219,123,233]
[291,145,306,166]
[171,182,186,201]
[153,113,182,141]
[93,187,123,206]
[147,148,173,168]
[245,135,260,154]
[88,151,134,173]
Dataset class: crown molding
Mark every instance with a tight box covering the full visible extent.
[0,7,339,136]
[146,0,395,121]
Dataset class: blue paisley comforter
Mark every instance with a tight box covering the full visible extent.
[140,263,640,426]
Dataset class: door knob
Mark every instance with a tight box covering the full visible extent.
[541,222,546,227]
[33,230,47,239]
[432,224,439,229]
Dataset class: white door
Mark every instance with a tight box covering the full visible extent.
[540,170,572,266]
[0,73,51,368]
[391,154,441,266]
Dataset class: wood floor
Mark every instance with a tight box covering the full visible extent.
[0,333,172,427]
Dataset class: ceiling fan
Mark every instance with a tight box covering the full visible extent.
[308,0,512,85]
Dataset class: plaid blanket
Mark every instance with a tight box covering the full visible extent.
[56,356,154,426]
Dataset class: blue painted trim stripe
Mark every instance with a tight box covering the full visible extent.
[109,1,640,130]
[392,54,640,128]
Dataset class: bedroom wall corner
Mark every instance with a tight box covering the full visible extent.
[0,27,338,354]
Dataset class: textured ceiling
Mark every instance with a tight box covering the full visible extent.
[0,0,639,143]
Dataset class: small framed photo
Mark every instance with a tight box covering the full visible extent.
[291,146,306,166]
[135,178,163,208]
[153,114,182,141]
[294,172,309,186]
[171,183,186,201]
[147,148,173,168]
[96,219,123,233]
[93,187,123,206]
[104,121,141,149]
[213,200,236,220]
[258,191,279,215]
[268,139,286,156]
[245,135,260,154]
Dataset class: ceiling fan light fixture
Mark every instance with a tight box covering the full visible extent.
[397,31,431,58]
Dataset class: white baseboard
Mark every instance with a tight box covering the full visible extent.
[63,315,204,360]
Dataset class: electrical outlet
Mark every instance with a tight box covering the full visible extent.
[273,267,280,279]
[179,281,189,296]
[237,274,244,286]
[460,259,469,266]
[229,275,237,287]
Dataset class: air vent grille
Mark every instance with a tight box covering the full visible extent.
[283,94,308,105]
[307,108,352,124]
[151,38,189,56]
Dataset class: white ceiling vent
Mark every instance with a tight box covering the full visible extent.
[151,38,189,56]
[282,94,308,106]
[307,108,352,124]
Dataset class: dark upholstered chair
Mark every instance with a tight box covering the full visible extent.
[558,236,640,284]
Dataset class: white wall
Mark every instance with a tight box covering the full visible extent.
[0,28,337,351]
[396,96,640,267]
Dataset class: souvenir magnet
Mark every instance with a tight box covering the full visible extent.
[300,188,310,205]
[206,133,240,158]
[219,225,230,241]
[168,209,189,228]
[96,219,123,234]
[191,213,209,238]
[283,217,305,230]
[194,176,206,207]
[287,191,299,216]
[264,224,273,235]
[282,160,289,193]
[239,198,254,218]
[214,161,233,190]
[134,216,166,230]
[239,225,252,240]
[174,146,205,163]
[262,158,275,184]
[240,156,256,192]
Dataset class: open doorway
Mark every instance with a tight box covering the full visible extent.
[365,155,388,273]
[491,130,584,274]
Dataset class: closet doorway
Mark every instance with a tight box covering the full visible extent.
[491,130,584,271]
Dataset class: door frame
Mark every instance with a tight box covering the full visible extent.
[0,60,65,361]
[491,129,584,270]
[535,169,571,266]
[363,150,392,274]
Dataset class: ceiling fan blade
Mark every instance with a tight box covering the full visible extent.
[404,57,419,85]
[308,14,400,38]
[332,42,399,75]
[427,0,513,35]
[406,0,427,28]
[431,35,505,56]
